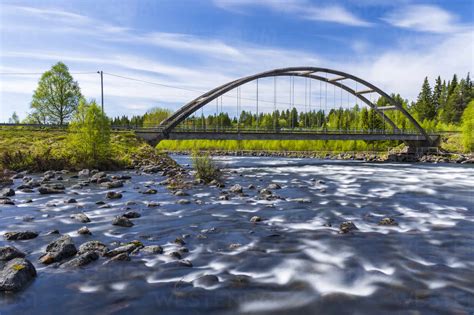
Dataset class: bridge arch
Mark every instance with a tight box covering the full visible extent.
[158,67,432,145]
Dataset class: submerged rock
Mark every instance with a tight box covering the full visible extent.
[60,251,98,268]
[39,235,77,264]
[339,221,358,234]
[112,216,134,227]
[176,199,190,205]
[0,246,26,261]
[0,258,37,292]
[4,231,38,241]
[142,188,157,194]
[193,274,219,287]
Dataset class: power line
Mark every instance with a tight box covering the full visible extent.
[103,72,201,93]
[0,72,97,75]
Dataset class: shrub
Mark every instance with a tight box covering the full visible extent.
[191,151,221,183]
[68,100,111,168]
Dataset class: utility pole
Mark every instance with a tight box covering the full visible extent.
[97,70,104,112]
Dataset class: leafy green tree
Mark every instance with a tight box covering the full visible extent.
[143,107,173,127]
[68,100,111,167]
[461,100,474,152]
[31,62,83,125]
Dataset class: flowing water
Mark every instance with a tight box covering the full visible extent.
[1,157,473,315]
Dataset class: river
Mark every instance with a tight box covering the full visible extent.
[1,156,473,314]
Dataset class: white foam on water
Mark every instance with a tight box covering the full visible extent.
[110,282,128,291]
[78,284,102,293]
[239,294,315,313]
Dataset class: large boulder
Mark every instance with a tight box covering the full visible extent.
[105,242,143,258]
[78,241,108,256]
[4,231,38,241]
[0,258,37,292]
[0,246,26,261]
[39,235,77,264]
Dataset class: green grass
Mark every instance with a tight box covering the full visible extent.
[0,128,149,171]
[156,139,396,152]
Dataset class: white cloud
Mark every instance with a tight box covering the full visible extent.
[383,4,468,33]
[213,0,372,27]
[1,3,472,121]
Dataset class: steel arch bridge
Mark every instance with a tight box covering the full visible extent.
[136,67,439,147]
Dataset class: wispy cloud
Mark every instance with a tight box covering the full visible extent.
[213,0,372,27]
[383,4,469,34]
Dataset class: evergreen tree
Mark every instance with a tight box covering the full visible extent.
[413,77,434,121]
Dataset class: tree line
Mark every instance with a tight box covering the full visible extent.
[6,62,474,151]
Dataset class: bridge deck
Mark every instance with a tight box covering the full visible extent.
[135,129,439,142]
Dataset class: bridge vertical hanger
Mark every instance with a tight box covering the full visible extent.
[273,76,277,132]
[256,78,259,131]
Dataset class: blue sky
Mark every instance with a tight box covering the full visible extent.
[0,0,473,121]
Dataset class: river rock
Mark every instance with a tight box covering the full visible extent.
[142,188,157,194]
[229,184,243,194]
[105,242,142,258]
[71,213,91,223]
[60,251,98,268]
[339,221,358,234]
[219,195,229,201]
[4,231,38,241]
[0,258,37,292]
[106,191,122,199]
[66,198,77,204]
[267,183,281,190]
[77,226,91,235]
[90,172,106,182]
[112,216,134,227]
[259,188,272,196]
[78,241,108,256]
[147,201,160,207]
[78,169,90,177]
[39,235,77,264]
[101,181,123,189]
[38,186,64,194]
[176,199,190,205]
[0,246,26,261]
[173,190,188,196]
[141,245,163,254]
[0,198,14,205]
[378,217,398,226]
[0,188,15,197]
[123,211,141,219]
[250,216,262,223]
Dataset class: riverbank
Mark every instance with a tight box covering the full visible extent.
[163,149,474,164]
